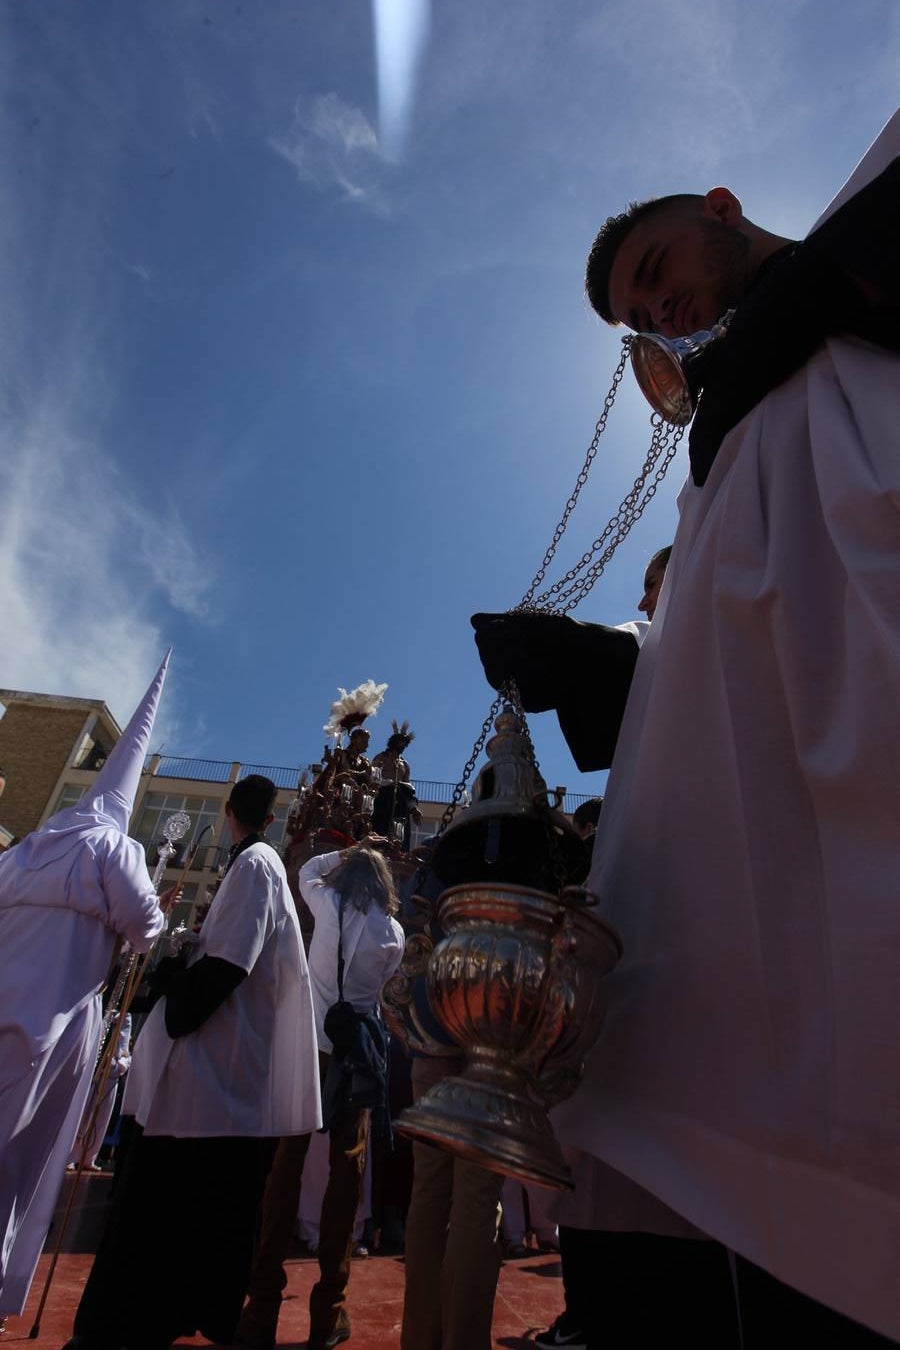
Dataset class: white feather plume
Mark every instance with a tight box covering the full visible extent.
[323,680,388,740]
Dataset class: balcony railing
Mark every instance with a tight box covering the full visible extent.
[141,755,595,815]
[147,756,233,783]
[237,763,304,790]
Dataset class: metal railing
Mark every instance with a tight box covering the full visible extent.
[141,755,596,815]
[147,756,233,783]
[237,763,305,790]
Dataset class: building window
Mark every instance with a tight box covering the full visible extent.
[132,793,224,868]
[265,802,290,849]
[50,783,86,816]
[410,818,440,850]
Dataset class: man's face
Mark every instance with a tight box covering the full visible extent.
[349,730,369,753]
[608,197,750,337]
[638,562,666,621]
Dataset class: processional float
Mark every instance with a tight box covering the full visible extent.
[388,316,731,1188]
[280,685,422,876]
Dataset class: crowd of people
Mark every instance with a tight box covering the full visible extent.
[0,108,897,1350]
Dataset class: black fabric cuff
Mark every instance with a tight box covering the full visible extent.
[163,955,247,1038]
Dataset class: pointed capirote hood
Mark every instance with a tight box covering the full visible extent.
[14,650,171,871]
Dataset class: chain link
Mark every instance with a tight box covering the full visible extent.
[542,419,685,613]
[517,343,631,611]
[430,690,505,844]
[514,339,687,617]
[439,338,686,857]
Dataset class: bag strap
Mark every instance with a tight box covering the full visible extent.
[336,894,346,1002]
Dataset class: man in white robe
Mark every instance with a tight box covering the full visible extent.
[66,773,321,1350]
[0,655,172,1318]
[475,112,900,1344]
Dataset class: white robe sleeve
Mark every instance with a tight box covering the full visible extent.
[97,835,165,951]
[298,851,342,916]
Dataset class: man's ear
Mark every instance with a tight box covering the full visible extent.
[703,186,743,226]
[265,812,275,829]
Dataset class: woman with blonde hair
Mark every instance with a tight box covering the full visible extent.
[238,839,403,1350]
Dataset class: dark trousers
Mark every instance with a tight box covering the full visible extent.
[734,1256,899,1348]
[580,1231,740,1349]
[73,1128,274,1350]
[238,1133,313,1342]
[569,1229,897,1349]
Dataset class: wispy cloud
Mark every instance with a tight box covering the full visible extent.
[0,391,216,734]
[0,6,218,734]
[269,92,390,213]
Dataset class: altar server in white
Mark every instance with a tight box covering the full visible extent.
[66,773,321,1350]
[0,655,172,1318]
[476,111,900,1346]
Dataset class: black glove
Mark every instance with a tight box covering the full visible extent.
[471,611,640,771]
[688,156,900,486]
[471,611,606,710]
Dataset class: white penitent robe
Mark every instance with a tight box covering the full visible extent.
[125,842,321,1138]
[70,1014,132,1169]
[555,112,900,1340]
[0,832,164,1316]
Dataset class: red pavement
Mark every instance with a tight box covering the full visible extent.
[3,1245,565,1350]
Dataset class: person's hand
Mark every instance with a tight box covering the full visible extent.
[361,833,391,850]
[471,611,595,710]
[159,885,183,913]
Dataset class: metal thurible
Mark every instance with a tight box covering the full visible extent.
[394,701,622,1189]
[394,880,621,1189]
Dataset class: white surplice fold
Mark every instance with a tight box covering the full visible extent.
[554,111,900,1339]
[125,840,321,1139]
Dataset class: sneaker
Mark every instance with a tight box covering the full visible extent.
[308,1308,351,1350]
[534,1312,587,1349]
[351,1242,369,1258]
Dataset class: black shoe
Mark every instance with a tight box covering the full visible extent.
[534,1312,587,1349]
[308,1309,351,1350]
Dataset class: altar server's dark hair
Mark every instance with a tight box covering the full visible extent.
[229,775,278,830]
[586,194,701,324]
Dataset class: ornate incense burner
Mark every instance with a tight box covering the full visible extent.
[396,878,620,1189]
[394,703,622,1189]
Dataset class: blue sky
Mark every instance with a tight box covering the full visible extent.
[1,0,897,794]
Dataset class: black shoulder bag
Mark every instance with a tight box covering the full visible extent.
[320,897,391,1141]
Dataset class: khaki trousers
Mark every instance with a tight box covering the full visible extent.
[400,1057,504,1350]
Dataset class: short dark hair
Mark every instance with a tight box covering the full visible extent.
[649,544,673,572]
[585,194,702,324]
[229,775,278,831]
[572,797,603,830]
